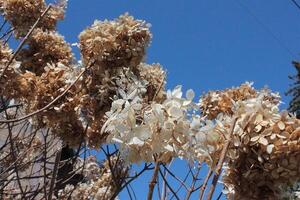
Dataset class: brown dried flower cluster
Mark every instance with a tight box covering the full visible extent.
[13,66,85,147]
[0,11,161,148]
[79,13,151,68]
[18,29,73,75]
[200,82,258,119]
[137,63,166,102]
[0,41,19,98]
[223,113,300,199]
[2,9,161,148]
[0,0,166,150]
[198,85,300,199]
[0,0,82,147]
[0,0,65,38]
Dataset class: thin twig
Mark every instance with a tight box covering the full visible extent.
[169,164,191,200]
[110,163,153,200]
[291,0,300,11]
[0,20,7,33]
[158,168,180,200]
[147,161,160,200]
[161,163,189,191]
[1,98,24,196]
[184,164,201,200]
[47,150,61,200]
[198,167,213,200]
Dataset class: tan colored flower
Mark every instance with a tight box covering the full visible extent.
[0,0,65,38]
[18,29,73,75]
[79,13,151,69]
[200,82,257,119]
[137,63,166,102]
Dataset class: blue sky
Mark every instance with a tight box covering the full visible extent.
[56,0,300,199]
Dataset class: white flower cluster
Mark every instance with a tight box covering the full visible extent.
[104,84,227,164]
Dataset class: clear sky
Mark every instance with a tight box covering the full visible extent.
[56,0,300,199]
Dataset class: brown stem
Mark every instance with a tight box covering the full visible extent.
[198,167,213,200]
[147,162,160,200]
[184,164,201,200]
[206,117,238,200]
[47,150,61,200]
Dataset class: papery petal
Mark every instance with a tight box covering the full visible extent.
[168,106,183,118]
[133,125,151,140]
[186,89,195,100]
[172,85,183,98]
[111,137,124,144]
[129,137,144,146]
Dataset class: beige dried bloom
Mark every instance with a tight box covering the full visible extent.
[13,71,38,100]
[21,65,86,146]
[79,13,151,68]
[18,29,73,75]
[0,41,21,97]
[221,90,300,199]
[200,82,257,119]
[0,41,13,67]
[137,63,166,102]
[24,65,73,116]
[3,61,84,147]
[0,0,65,38]
[77,63,148,147]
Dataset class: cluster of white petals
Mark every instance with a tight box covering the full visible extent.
[105,84,224,164]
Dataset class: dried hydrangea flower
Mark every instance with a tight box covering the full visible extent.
[0,0,65,38]
[105,85,203,163]
[18,29,73,75]
[217,87,300,199]
[79,13,151,69]
[200,82,257,119]
[136,63,166,102]
[0,41,21,97]
[20,64,86,146]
